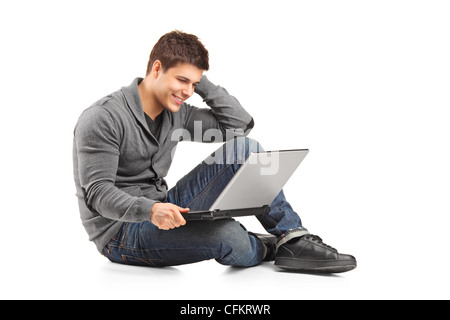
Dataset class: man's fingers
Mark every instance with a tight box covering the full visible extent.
[172,205,188,225]
[162,205,185,228]
[172,207,186,226]
[176,205,190,213]
[152,203,189,230]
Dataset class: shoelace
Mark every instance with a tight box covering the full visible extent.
[303,234,338,253]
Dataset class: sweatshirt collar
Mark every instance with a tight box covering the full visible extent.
[121,78,170,144]
[122,77,146,129]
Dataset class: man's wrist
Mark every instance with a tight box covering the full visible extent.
[150,201,161,220]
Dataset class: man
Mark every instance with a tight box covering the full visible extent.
[73,30,356,273]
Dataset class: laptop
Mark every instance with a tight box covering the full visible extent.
[183,149,309,221]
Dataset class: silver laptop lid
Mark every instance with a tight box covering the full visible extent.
[209,149,309,211]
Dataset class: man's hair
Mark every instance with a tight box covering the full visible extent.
[146,30,209,75]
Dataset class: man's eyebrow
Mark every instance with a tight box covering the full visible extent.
[177,75,200,84]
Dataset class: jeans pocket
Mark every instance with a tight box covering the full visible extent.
[102,244,114,260]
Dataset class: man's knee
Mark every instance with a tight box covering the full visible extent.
[223,137,264,165]
[213,219,257,266]
[214,219,248,242]
[206,137,263,167]
[235,136,263,152]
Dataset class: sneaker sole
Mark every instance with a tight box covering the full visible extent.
[275,257,357,273]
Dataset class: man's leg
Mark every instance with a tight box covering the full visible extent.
[165,137,309,261]
[103,137,268,267]
[167,137,356,273]
[104,137,355,272]
[103,218,263,267]
[169,137,308,234]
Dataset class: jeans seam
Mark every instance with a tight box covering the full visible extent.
[120,222,129,248]
[276,228,310,250]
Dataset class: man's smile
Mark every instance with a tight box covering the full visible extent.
[172,94,184,105]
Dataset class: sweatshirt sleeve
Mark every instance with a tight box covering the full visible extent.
[182,75,254,142]
[74,106,157,222]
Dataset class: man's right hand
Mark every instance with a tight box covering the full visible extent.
[150,203,189,230]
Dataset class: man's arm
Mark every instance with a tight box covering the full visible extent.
[182,75,254,142]
[74,106,157,223]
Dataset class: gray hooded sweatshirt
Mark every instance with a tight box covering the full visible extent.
[73,76,254,252]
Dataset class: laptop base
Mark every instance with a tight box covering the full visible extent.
[184,205,271,221]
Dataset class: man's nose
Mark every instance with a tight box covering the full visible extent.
[182,85,194,98]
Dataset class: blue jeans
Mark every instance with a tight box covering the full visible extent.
[103,138,309,267]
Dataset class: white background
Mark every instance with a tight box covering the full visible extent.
[1,0,449,300]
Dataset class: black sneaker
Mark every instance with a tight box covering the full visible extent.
[249,232,277,261]
[275,234,357,273]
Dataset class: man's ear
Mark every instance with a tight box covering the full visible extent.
[152,60,162,78]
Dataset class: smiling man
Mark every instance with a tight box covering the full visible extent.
[73,30,356,273]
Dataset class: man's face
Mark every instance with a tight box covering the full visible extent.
[154,62,203,113]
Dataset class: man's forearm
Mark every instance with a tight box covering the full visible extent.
[82,181,157,223]
[180,75,254,143]
[194,75,254,134]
